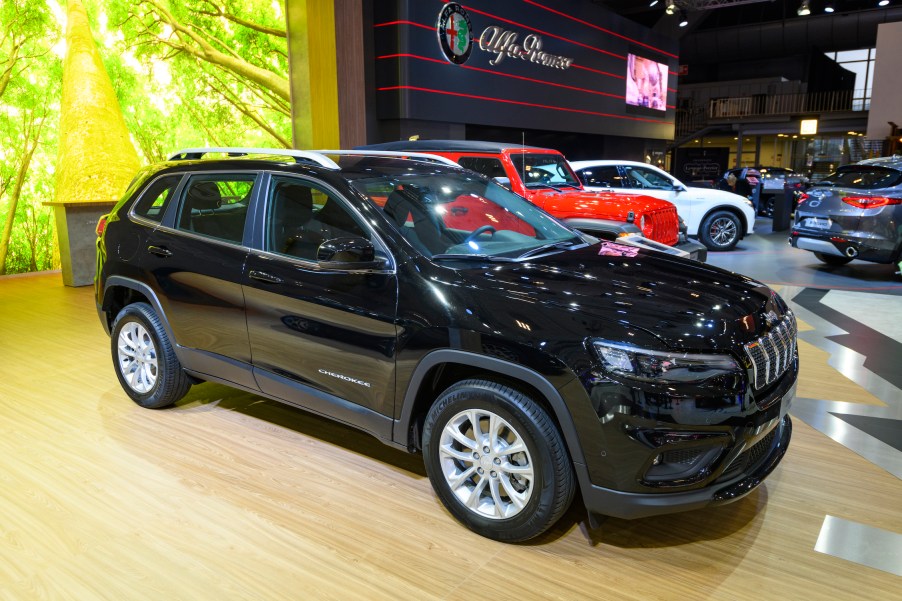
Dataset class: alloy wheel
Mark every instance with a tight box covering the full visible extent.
[709,217,738,246]
[438,408,534,519]
[117,322,158,394]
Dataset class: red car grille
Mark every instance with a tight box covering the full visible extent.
[640,206,679,246]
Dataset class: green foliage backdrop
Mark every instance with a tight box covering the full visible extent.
[0,0,290,275]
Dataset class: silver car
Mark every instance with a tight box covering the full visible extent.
[789,156,902,266]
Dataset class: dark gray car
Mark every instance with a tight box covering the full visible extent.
[789,156,902,267]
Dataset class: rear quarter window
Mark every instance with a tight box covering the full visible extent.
[131,175,183,222]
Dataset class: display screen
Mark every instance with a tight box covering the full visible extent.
[625,53,668,112]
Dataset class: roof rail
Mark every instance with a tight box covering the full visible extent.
[314,149,461,168]
[167,147,341,170]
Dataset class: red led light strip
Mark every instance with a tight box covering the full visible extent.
[377,85,673,124]
[460,6,626,60]
[374,20,434,31]
[519,0,678,59]
[378,53,626,100]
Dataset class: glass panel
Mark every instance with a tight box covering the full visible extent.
[176,174,255,244]
[267,176,369,261]
[577,166,624,187]
[132,175,181,222]
[350,172,581,258]
[835,49,869,62]
[624,166,674,190]
[509,153,581,188]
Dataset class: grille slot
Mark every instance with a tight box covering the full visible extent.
[644,207,680,246]
[744,312,797,390]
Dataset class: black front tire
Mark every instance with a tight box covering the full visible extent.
[814,252,853,266]
[699,210,742,251]
[110,302,191,409]
[422,379,574,542]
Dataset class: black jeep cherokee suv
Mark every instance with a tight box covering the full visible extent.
[96,148,796,542]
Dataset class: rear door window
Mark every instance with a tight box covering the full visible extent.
[175,174,256,244]
[576,166,624,187]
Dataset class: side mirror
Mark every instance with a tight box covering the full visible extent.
[316,237,385,270]
[673,183,687,192]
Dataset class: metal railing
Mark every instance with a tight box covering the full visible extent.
[706,89,869,119]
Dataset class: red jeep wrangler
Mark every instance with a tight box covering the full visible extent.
[358,140,704,259]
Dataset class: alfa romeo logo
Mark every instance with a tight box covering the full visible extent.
[437,3,472,65]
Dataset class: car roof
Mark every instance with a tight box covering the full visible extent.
[855,155,902,170]
[356,140,549,153]
[568,160,666,170]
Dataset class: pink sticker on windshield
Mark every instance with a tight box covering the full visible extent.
[598,241,640,257]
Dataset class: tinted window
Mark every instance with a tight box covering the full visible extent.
[820,166,902,189]
[509,154,581,188]
[266,176,369,261]
[350,171,580,258]
[457,157,506,179]
[576,166,624,188]
[623,166,673,190]
[132,175,182,222]
[176,174,255,244]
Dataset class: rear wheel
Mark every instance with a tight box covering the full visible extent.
[814,252,853,266]
[111,302,191,408]
[422,379,574,542]
[699,210,741,251]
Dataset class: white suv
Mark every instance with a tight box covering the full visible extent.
[570,160,756,251]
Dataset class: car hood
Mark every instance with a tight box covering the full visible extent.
[527,188,674,221]
[455,244,779,351]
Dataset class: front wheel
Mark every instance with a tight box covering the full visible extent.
[111,302,191,408]
[814,252,853,266]
[422,379,574,542]
[699,210,742,251]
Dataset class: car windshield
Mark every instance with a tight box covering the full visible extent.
[817,166,902,189]
[510,153,582,189]
[348,169,584,260]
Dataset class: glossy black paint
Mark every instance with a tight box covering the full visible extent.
[96,154,797,519]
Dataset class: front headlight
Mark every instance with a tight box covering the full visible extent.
[593,340,740,385]
[743,199,754,208]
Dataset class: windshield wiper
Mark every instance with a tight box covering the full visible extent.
[525,182,579,191]
[516,240,580,260]
[431,253,517,262]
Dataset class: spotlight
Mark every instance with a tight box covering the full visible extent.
[650,0,660,6]
[666,2,677,15]
[679,9,689,26]
[878,0,889,6]
[798,0,811,15]
[824,2,835,11]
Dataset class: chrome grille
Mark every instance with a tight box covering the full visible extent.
[743,312,797,390]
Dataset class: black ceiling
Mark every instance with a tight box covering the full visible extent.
[592,0,899,31]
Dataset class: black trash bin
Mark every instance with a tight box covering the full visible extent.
[772,186,793,231]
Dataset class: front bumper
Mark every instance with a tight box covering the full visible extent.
[578,414,792,520]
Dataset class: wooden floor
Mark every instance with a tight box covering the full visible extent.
[1,272,900,600]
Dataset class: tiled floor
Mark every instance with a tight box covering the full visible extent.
[711,218,902,576]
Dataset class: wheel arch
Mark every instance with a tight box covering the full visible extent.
[102,276,176,344]
[395,350,587,467]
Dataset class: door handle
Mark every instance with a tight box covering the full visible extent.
[249,270,283,284]
[147,245,172,257]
